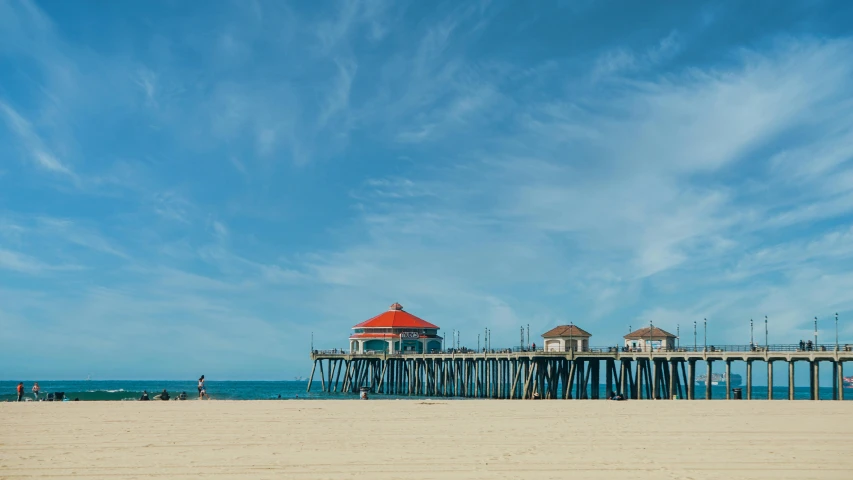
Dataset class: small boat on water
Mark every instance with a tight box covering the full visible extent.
[696,373,742,387]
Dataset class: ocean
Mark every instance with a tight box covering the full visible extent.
[2,380,851,401]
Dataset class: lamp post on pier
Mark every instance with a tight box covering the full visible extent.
[649,321,654,355]
[570,323,574,352]
[750,318,754,347]
[694,321,697,350]
[704,318,707,352]
[836,313,839,352]
[677,324,680,349]
[814,317,818,348]
[765,316,768,350]
[527,324,530,349]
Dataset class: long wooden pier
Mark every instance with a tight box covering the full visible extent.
[308,347,853,400]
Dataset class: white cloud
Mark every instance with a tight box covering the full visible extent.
[0,101,74,176]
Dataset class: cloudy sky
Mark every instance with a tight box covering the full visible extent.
[2,0,853,381]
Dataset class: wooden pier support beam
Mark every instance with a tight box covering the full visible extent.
[668,360,676,399]
[832,361,838,401]
[725,361,731,400]
[811,361,819,401]
[746,360,753,400]
[605,359,613,397]
[706,360,713,400]
[633,358,643,400]
[767,361,773,400]
[839,362,845,401]
[307,360,317,392]
[688,361,695,400]
[591,360,600,399]
[788,361,795,400]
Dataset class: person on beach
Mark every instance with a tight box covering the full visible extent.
[16,382,24,402]
[155,389,170,401]
[198,375,207,399]
[32,382,40,401]
[140,390,150,401]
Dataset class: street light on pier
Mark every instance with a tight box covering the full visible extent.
[750,318,754,347]
[649,320,654,355]
[814,316,818,348]
[765,315,768,349]
[836,313,839,352]
[677,324,680,349]
[694,321,697,350]
[704,318,707,352]
[570,322,574,352]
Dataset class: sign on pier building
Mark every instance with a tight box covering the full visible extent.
[349,303,443,354]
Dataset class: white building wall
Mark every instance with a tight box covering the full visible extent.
[543,337,590,352]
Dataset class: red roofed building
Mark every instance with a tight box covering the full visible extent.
[350,303,443,354]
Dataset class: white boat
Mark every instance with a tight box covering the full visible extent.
[696,373,742,387]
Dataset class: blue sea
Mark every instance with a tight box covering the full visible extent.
[2,380,851,401]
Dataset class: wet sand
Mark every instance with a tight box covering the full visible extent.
[1,400,851,479]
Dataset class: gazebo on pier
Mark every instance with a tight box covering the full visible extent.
[542,324,592,352]
[624,326,676,351]
[349,303,443,354]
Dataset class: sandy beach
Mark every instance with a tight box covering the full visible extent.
[1,400,851,479]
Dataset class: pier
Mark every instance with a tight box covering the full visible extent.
[308,346,853,400]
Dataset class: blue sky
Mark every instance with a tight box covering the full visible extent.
[2,0,853,381]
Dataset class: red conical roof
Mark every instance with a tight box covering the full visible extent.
[352,303,439,329]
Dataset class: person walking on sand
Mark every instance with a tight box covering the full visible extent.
[32,382,40,401]
[198,375,207,399]
[16,382,24,402]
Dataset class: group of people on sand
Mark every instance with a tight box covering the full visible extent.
[138,375,210,401]
[14,382,40,401]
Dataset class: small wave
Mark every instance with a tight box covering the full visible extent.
[85,389,125,393]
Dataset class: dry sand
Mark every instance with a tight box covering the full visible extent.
[1,400,851,479]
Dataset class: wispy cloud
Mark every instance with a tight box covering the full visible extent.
[0,248,79,274]
[2,0,853,380]
[0,101,74,177]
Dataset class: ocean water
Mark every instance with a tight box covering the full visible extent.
[0,381,322,402]
[2,380,851,401]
